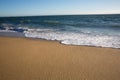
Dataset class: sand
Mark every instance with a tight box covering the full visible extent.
[0,36,120,80]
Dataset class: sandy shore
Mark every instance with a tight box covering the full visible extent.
[0,36,120,80]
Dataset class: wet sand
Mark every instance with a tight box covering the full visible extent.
[0,36,120,80]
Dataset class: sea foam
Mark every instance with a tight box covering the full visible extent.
[24,28,120,48]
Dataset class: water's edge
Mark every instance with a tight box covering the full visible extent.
[0,32,119,49]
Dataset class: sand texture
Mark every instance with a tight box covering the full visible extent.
[0,37,120,80]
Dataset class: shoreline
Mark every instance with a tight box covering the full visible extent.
[0,35,119,50]
[0,36,120,80]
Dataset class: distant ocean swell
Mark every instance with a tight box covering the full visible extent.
[0,15,120,48]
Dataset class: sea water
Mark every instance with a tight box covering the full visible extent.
[0,14,120,48]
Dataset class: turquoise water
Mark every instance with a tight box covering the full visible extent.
[0,14,120,48]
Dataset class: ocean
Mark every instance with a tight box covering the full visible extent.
[0,14,120,48]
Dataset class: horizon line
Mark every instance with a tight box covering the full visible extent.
[0,13,120,17]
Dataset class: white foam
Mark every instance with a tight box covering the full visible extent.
[24,28,120,48]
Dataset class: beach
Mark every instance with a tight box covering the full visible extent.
[0,36,120,80]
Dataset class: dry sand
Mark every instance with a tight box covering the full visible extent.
[0,36,120,80]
